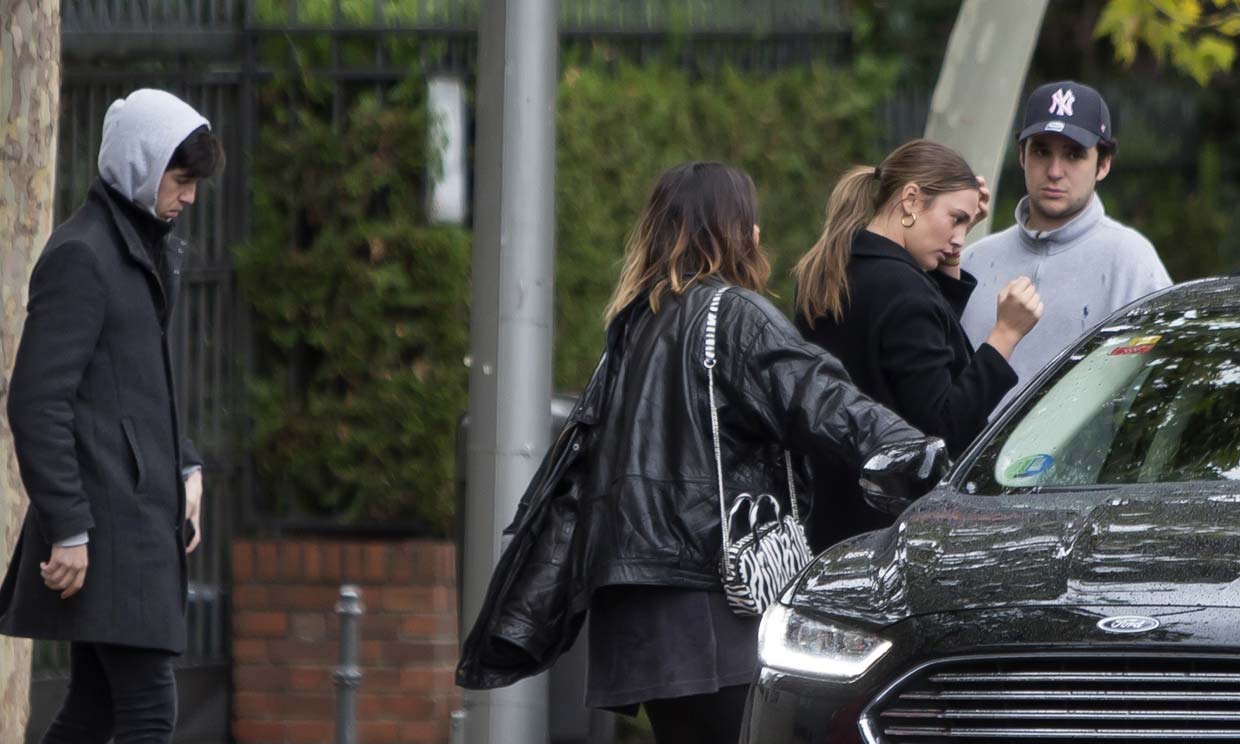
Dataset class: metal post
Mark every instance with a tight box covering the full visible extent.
[461,1,560,743]
[334,585,363,744]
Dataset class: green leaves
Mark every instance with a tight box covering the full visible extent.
[554,53,895,389]
[236,76,469,531]
[1095,0,1240,85]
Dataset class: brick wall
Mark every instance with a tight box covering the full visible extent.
[230,538,460,744]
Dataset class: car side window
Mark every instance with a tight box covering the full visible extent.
[963,312,1240,494]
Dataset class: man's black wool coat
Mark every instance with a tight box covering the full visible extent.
[0,180,199,653]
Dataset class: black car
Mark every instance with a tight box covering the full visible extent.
[742,276,1240,743]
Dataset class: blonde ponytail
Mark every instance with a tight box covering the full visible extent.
[794,166,878,326]
[794,139,979,327]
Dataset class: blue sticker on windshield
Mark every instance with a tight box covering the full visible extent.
[1007,454,1054,479]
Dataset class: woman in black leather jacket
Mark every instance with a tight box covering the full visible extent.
[459,162,945,743]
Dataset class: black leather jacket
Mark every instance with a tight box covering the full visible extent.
[458,280,922,689]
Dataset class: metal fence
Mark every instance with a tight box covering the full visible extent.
[61,0,849,32]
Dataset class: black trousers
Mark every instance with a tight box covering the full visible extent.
[41,642,177,744]
[643,684,750,744]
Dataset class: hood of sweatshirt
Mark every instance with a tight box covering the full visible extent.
[96,89,210,218]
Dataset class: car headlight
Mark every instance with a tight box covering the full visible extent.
[757,603,891,681]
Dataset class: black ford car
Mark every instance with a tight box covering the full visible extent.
[742,275,1240,743]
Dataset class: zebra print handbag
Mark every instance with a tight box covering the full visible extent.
[703,287,813,618]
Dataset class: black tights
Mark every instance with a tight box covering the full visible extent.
[40,642,177,744]
[643,684,750,744]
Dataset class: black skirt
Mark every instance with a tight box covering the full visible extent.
[585,584,760,714]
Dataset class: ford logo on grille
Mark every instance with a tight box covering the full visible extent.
[1097,615,1160,634]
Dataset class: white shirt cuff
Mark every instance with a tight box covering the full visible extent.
[55,532,89,548]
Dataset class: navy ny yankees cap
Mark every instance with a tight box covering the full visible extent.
[1018,80,1113,148]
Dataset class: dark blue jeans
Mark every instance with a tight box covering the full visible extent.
[40,642,177,744]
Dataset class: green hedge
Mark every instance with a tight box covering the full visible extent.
[235,79,470,528]
[554,55,896,387]
[236,53,895,530]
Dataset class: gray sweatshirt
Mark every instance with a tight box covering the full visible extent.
[960,194,1171,409]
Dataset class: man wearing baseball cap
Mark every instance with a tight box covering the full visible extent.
[960,80,1171,409]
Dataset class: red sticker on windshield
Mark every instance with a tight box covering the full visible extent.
[1110,335,1162,356]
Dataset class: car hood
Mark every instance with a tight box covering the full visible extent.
[792,485,1240,628]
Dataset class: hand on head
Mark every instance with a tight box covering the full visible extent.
[941,175,991,271]
[969,175,991,230]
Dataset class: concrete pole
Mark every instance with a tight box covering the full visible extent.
[461,2,559,744]
[924,0,1048,241]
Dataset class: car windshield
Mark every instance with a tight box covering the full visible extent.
[963,310,1240,494]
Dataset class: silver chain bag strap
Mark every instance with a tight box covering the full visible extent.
[704,286,813,618]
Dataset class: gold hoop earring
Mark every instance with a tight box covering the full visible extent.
[901,213,917,228]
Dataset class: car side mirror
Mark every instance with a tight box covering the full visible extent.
[859,438,950,516]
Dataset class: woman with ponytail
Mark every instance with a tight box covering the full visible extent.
[793,139,1043,548]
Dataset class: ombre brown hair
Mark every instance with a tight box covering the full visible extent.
[794,139,977,327]
[604,162,770,322]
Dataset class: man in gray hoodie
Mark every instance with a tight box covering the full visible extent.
[1,89,222,743]
[960,81,1171,409]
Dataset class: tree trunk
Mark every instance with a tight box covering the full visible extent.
[1,2,60,741]
[925,0,1048,241]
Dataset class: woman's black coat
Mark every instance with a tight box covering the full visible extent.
[796,229,1017,547]
[0,181,199,653]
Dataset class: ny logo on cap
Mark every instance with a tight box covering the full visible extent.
[1049,88,1076,117]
